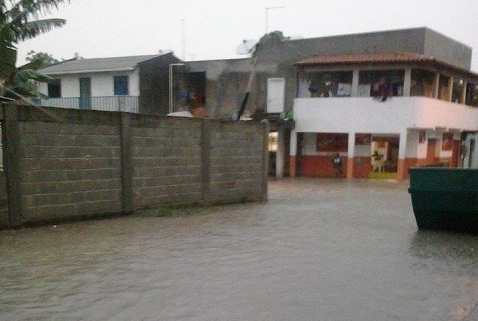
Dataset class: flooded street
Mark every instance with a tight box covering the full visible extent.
[1,178,478,321]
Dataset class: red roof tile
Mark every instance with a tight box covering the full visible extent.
[295,52,478,81]
[296,52,435,65]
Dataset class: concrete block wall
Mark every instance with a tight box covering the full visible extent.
[131,115,203,208]
[5,106,123,226]
[1,104,268,228]
[208,121,268,203]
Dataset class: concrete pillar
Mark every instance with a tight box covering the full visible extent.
[433,74,440,99]
[461,81,467,104]
[262,121,270,201]
[289,130,297,178]
[447,76,454,102]
[201,119,211,205]
[120,113,134,213]
[403,68,412,97]
[396,131,409,180]
[276,129,285,178]
[347,132,355,179]
[3,104,23,228]
[351,69,360,97]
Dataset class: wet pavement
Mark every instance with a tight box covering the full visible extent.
[1,178,478,321]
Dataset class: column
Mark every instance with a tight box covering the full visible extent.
[3,105,23,228]
[347,132,355,179]
[120,113,134,213]
[276,128,285,178]
[403,68,412,97]
[447,76,454,102]
[396,130,408,180]
[433,74,440,99]
[460,81,467,104]
[351,69,360,97]
[289,129,297,178]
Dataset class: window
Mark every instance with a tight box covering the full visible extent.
[410,69,435,97]
[47,79,61,98]
[359,70,404,97]
[114,76,129,95]
[302,71,353,98]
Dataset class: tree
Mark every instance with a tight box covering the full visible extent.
[0,0,69,98]
[26,50,59,68]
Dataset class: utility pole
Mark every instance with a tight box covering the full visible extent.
[265,6,285,34]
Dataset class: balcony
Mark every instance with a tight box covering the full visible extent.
[39,96,139,113]
[293,97,478,133]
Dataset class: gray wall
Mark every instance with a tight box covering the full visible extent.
[186,58,288,119]
[257,27,472,69]
[187,27,473,119]
[1,104,268,229]
[0,172,8,229]
[139,53,182,115]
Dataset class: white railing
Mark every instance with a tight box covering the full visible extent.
[39,96,140,113]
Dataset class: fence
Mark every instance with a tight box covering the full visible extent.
[0,104,268,229]
[39,96,140,113]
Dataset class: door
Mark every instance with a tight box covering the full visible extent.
[267,78,285,113]
[79,77,91,109]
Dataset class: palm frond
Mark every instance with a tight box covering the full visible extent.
[12,18,65,41]
[7,0,70,18]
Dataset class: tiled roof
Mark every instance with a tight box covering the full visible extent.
[296,52,478,80]
[296,52,436,65]
[39,55,162,75]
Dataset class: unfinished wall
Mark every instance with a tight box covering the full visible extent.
[131,115,203,208]
[1,104,268,229]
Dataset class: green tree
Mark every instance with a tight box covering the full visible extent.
[26,50,59,68]
[0,0,69,98]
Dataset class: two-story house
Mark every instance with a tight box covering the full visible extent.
[38,52,181,114]
[287,31,478,180]
[177,27,478,179]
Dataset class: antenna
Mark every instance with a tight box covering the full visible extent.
[236,39,258,55]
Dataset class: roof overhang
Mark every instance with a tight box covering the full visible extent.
[44,67,136,76]
[296,52,478,82]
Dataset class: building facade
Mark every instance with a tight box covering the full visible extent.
[288,33,478,180]
[38,53,181,114]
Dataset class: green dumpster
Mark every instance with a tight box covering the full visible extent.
[408,168,478,233]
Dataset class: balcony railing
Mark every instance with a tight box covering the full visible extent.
[39,96,139,113]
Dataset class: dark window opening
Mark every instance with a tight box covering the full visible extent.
[114,76,129,95]
[47,79,61,98]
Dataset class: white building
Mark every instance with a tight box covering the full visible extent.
[38,53,181,114]
[290,52,478,180]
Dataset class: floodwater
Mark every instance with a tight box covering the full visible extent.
[1,178,478,321]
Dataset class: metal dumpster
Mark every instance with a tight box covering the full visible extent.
[408,168,478,233]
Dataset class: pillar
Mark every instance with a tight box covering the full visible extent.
[447,76,454,102]
[433,74,440,99]
[460,81,467,104]
[289,130,297,178]
[396,130,409,180]
[351,69,360,97]
[120,113,134,213]
[403,68,412,97]
[276,128,285,178]
[347,132,356,179]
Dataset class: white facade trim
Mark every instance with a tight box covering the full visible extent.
[293,97,478,133]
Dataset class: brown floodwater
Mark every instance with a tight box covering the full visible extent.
[1,178,478,321]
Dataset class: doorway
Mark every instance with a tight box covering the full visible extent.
[370,136,399,175]
[79,77,91,109]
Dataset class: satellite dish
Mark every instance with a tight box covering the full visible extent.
[236,39,258,55]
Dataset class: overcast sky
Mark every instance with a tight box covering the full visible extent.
[15,0,478,71]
